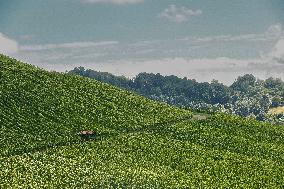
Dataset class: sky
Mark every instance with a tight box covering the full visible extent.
[0,0,284,84]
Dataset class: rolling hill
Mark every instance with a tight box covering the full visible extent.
[0,54,190,157]
[68,67,284,122]
[1,55,284,188]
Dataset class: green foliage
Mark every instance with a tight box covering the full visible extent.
[2,113,284,188]
[69,67,131,89]
[69,68,284,122]
[1,55,284,188]
[69,69,232,106]
[231,74,256,92]
[0,55,190,157]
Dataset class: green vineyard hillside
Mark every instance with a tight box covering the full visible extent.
[1,55,284,188]
[0,54,190,157]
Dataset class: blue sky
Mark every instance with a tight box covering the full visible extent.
[1,0,284,84]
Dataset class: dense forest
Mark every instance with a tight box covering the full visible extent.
[69,67,284,123]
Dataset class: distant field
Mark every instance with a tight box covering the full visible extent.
[269,107,284,115]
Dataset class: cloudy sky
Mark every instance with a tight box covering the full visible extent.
[1,0,284,84]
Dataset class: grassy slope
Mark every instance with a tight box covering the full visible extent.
[1,55,284,188]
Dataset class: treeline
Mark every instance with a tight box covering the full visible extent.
[68,67,284,122]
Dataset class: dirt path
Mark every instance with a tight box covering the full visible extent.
[192,113,209,120]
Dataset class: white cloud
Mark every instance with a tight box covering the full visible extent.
[82,0,143,5]
[0,33,19,55]
[261,24,284,63]
[266,24,283,37]
[184,24,284,43]
[269,39,284,63]
[193,34,267,43]
[85,58,284,84]
[20,41,118,51]
[27,56,284,85]
[159,5,202,23]
[12,23,284,85]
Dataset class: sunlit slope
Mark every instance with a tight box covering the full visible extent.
[1,55,284,188]
[2,114,284,188]
[0,55,191,156]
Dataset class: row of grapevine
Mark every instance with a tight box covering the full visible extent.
[1,54,284,188]
[0,54,191,157]
[1,114,284,188]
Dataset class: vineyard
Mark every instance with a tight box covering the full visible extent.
[1,55,284,188]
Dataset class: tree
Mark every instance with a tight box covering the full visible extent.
[264,77,284,89]
[231,74,256,92]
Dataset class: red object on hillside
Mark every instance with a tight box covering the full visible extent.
[78,130,96,140]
